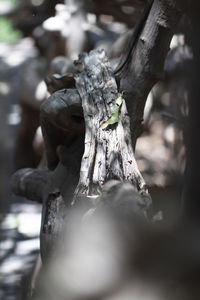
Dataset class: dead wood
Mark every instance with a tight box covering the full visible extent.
[40,88,84,170]
[73,49,149,203]
[11,168,52,203]
[115,0,181,148]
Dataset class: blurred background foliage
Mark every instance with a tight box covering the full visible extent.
[0,0,22,43]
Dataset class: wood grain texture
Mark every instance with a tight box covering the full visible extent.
[73,49,148,203]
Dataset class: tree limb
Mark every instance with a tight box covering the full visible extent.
[116,0,181,148]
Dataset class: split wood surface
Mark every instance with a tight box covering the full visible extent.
[73,49,147,202]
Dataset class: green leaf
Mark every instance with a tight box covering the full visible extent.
[100,93,124,129]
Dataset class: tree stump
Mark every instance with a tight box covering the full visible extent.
[73,49,150,204]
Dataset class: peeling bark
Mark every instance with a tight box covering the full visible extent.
[73,49,148,203]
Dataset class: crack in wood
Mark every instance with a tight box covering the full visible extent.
[73,49,148,204]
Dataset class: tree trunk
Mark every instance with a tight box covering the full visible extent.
[73,49,149,203]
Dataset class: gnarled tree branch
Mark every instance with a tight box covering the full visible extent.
[116,0,181,148]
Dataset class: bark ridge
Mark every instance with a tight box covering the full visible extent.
[73,49,148,202]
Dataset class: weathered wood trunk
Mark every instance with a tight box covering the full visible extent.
[73,49,148,203]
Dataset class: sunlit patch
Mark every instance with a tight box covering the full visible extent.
[1,211,41,237]
[35,80,47,101]
[17,213,41,237]
[33,126,44,153]
[7,104,21,125]
[43,16,64,32]
[4,53,26,67]
[0,256,24,274]
[0,82,10,95]
[143,91,153,123]
[15,239,40,256]
[121,6,135,14]
[0,2,15,16]
[0,240,15,258]
[164,125,175,144]
[0,38,37,67]
[1,213,19,230]
[43,4,70,33]
[99,14,114,24]
[170,34,185,49]
[87,13,97,24]
[31,0,44,6]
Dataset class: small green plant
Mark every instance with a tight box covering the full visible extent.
[0,16,22,43]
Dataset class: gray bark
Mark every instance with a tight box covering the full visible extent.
[116,0,181,148]
[73,49,148,203]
